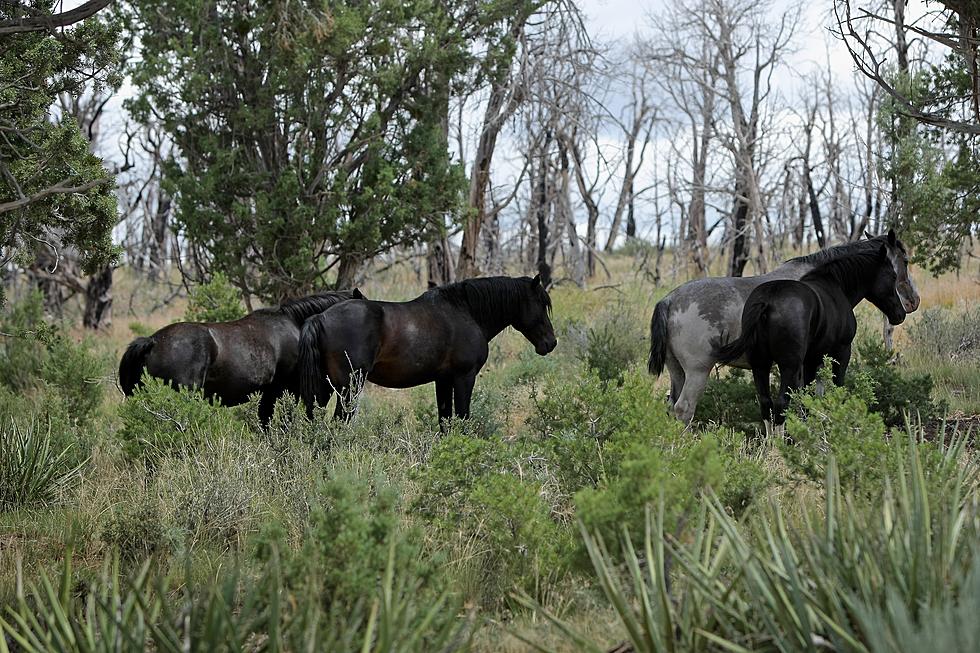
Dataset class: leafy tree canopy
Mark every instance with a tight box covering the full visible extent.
[0,3,122,303]
[126,0,537,300]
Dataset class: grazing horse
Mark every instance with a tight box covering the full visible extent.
[648,233,919,424]
[297,275,557,425]
[118,289,362,424]
[715,230,919,423]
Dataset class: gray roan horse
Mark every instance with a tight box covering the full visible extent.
[119,289,362,425]
[648,232,920,423]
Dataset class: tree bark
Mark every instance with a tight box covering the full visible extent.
[83,264,113,329]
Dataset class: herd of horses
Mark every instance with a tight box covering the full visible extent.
[119,231,919,427]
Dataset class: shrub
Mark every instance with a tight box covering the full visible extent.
[41,333,107,425]
[906,303,980,363]
[0,416,84,511]
[117,376,249,465]
[848,337,944,426]
[102,503,167,561]
[413,433,570,603]
[695,368,764,431]
[784,363,893,492]
[0,291,50,391]
[301,471,434,607]
[184,272,246,322]
[577,301,646,386]
[0,291,108,426]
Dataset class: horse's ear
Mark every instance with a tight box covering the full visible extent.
[532,274,542,287]
[427,280,437,289]
[864,230,874,240]
[352,288,364,299]
[887,228,897,246]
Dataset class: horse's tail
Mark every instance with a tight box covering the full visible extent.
[119,337,155,395]
[716,299,768,364]
[297,315,328,416]
[648,298,671,376]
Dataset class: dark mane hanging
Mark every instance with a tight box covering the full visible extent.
[795,238,888,287]
[432,276,548,329]
[277,291,354,323]
[787,236,885,267]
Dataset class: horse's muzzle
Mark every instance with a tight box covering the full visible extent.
[536,338,558,355]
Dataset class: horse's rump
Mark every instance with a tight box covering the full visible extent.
[119,337,156,395]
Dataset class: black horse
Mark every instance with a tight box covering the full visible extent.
[297,275,557,425]
[716,231,920,424]
[119,289,362,424]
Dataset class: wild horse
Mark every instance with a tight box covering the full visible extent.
[648,232,919,423]
[297,275,557,426]
[119,289,362,424]
[716,231,919,423]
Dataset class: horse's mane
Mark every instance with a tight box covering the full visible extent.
[795,237,887,286]
[431,277,550,329]
[274,291,354,323]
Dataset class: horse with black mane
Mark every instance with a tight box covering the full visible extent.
[118,289,362,424]
[715,230,919,424]
[649,231,920,424]
[297,275,557,426]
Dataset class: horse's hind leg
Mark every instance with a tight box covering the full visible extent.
[672,365,709,425]
[774,361,804,425]
[665,350,686,408]
[751,362,774,423]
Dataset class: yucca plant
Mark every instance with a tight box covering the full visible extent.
[0,416,84,511]
[520,432,980,653]
[1,542,477,652]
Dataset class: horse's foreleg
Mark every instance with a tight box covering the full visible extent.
[435,378,453,432]
[452,372,478,420]
[829,344,851,387]
[258,384,287,428]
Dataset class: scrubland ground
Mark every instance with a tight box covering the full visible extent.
[1,252,980,652]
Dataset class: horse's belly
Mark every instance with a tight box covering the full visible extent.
[367,362,436,389]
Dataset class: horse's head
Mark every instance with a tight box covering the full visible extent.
[515,274,558,355]
[867,229,920,325]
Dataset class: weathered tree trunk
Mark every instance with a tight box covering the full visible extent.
[535,131,553,287]
[625,179,636,239]
[569,138,599,278]
[456,14,531,279]
[147,192,172,281]
[426,236,454,287]
[83,264,113,329]
[335,254,362,290]
[729,180,750,278]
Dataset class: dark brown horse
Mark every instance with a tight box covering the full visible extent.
[119,289,362,424]
[297,275,557,426]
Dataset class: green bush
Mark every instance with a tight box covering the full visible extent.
[784,363,893,492]
[413,432,570,603]
[906,303,980,363]
[184,272,246,322]
[0,291,49,390]
[0,291,108,426]
[102,503,167,561]
[848,337,945,426]
[117,376,249,464]
[577,301,646,386]
[0,416,84,512]
[695,368,765,431]
[301,471,436,608]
